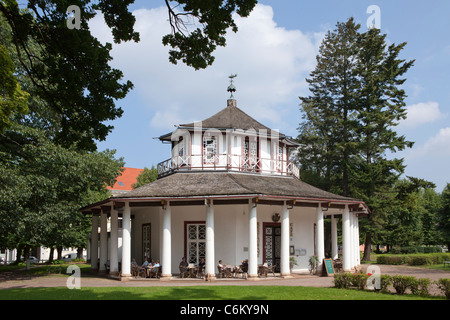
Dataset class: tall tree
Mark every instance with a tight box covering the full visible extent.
[351,27,414,260]
[297,18,414,260]
[438,184,450,250]
[297,18,360,196]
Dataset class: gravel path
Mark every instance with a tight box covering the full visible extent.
[1,264,449,297]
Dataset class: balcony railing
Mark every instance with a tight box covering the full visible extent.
[157,154,300,179]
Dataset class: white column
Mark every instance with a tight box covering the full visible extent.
[331,214,338,260]
[121,202,131,278]
[90,214,99,271]
[99,210,108,272]
[161,201,172,278]
[280,202,290,276]
[316,203,325,272]
[110,206,119,274]
[248,199,258,278]
[342,204,351,271]
[205,202,215,278]
[354,213,360,266]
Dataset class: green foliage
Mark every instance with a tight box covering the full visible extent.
[0,44,29,131]
[132,166,158,189]
[162,0,257,70]
[0,1,138,150]
[391,275,416,295]
[376,253,450,266]
[409,278,431,297]
[437,184,450,249]
[0,123,124,253]
[435,278,450,299]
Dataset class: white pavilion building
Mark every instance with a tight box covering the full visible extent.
[82,88,368,281]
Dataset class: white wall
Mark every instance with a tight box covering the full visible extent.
[130,203,319,274]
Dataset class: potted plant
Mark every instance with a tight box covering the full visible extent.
[308,255,319,275]
[290,257,298,272]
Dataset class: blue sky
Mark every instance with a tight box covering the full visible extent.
[91,1,450,192]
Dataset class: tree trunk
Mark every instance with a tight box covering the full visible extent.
[48,247,54,262]
[77,247,83,259]
[57,246,63,260]
[362,233,371,261]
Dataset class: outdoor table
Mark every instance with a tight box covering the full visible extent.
[187,265,198,278]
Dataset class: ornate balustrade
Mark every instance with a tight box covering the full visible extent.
[157,154,300,179]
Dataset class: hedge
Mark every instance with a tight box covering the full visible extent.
[390,246,443,254]
[333,273,450,298]
[376,253,450,266]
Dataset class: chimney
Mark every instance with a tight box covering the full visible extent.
[227,99,237,108]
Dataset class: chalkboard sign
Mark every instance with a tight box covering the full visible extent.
[323,258,334,276]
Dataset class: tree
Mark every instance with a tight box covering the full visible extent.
[0,0,258,150]
[297,18,361,196]
[0,124,124,261]
[133,166,158,189]
[438,184,450,250]
[163,0,257,70]
[0,43,29,131]
[297,18,415,260]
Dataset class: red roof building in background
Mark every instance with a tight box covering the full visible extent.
[106,167,143,195]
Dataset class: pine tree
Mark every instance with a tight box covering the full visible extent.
[298,18,360,196]
[351,28,414,260]
[297,19,415,260]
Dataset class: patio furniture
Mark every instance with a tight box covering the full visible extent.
[333,259,343,273]
[258,264,268,277]
[179,266,189,278]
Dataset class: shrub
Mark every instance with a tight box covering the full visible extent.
[435,278,450,300]
[333,273,352,289]
[409,278,431,297]
[376,255,406,265]
[391,275,416,295]
[350,273,369,290]
[408,255,433,266]
[379,274,392,293]
[51,259,64,265]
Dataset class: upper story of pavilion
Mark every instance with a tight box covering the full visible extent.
[156,97,300,179]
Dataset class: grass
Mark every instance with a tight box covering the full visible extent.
[0,262,446,301]
[0,285,441,300]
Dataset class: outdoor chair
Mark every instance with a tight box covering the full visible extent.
[266,265,276,277]
[179,266,188,278]
[333,259,343,273]
[217,265,225,278]
[151,266,160,278]
[236,265,247,279]
[197,265,205,279]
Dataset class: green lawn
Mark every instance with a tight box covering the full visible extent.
[0,263,446,300]
[0,285,442,300]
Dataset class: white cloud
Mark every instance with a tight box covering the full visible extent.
[401,101,445,128]
[409,127,450,158]
[89,4,318,131]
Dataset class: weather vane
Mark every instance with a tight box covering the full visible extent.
[227,74,237,99]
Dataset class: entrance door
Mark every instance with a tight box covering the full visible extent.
[263,223,281,272]
[185,222,206,265]
[142,223,151,262]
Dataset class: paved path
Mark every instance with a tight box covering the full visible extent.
[1,265,449,294]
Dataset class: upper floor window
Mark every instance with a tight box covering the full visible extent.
[203,136,217,164]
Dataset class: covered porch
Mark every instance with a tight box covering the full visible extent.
[82,172,367,281]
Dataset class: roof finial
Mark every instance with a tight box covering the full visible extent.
[227,74,237,99]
